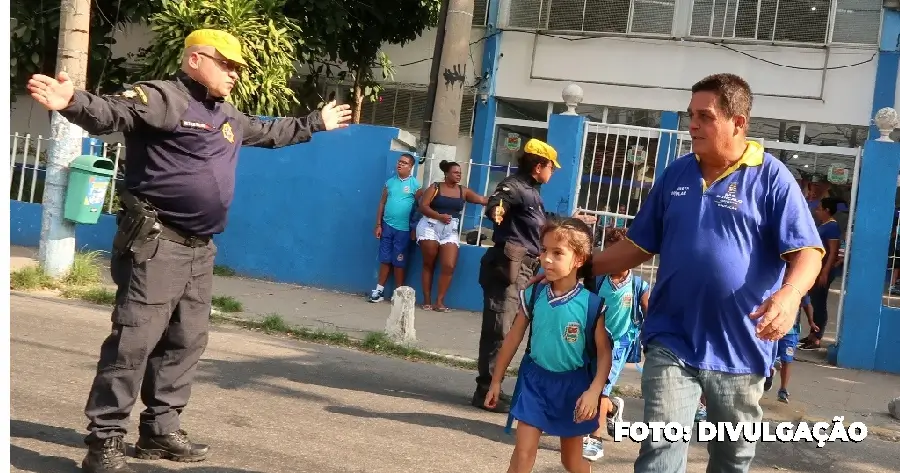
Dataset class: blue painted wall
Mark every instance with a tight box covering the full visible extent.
[869,9,900,139]
[461,0,503,234]
[9,115,601,315]
[10,200,117,253]
[544,114,587,216]
[838,140,900,374]
[655,111,680,181]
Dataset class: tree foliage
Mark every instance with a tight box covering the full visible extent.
[286,0,441,122]
[10,0,159,100]
[137,0,304,117]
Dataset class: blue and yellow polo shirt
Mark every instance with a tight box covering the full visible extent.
[626,141,824,376]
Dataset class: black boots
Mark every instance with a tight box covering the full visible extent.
[134,429,210,462]
[81,437,132,473]
[82,430,209,472]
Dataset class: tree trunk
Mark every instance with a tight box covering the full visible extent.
[352,66,364,125]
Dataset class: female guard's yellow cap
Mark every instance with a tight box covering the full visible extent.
[185,29,247,67]
[524,139,561,168]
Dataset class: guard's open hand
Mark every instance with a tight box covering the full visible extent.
[27,72,75,111]
[321,100,352,131]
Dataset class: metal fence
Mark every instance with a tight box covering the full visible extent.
[9,133,124,214]
[506,0,882,45]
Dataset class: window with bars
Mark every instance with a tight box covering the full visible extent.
[507,0,675,35]
[689,0,882,45]
[359,86,477,137]
[474,0,489,26]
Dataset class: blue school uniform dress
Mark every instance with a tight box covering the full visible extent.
[508,282,604,438]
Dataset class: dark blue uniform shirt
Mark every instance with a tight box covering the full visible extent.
[59,73,325,236]
[485,173,546,257]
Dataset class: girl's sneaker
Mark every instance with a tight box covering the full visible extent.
[695,403,707,422]
[778,389,790,404]
[582,436,604,462]
[606,396,625,436]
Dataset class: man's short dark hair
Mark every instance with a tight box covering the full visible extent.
[691,73,753,119]
[399,153,415,165]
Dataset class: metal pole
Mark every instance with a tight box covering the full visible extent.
[39,0,92,278]
[423,0,475,186]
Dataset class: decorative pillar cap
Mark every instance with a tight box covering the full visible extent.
[873,107,898,142]
[561,83,583,116]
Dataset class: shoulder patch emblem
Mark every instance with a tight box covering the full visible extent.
[222,122,235,143]
[118,86,148,105]
[133,86,148,105]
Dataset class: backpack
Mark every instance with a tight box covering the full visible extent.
[595,273,647,364]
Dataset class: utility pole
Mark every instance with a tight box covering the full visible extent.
[39,0,92,278]
[422,0,475,186]
[418,0,450,154]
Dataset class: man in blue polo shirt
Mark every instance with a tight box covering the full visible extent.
[591,73,823,473]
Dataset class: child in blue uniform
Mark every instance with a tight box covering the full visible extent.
[486,218,613,473]
[765,294,813,403]
[581,228,651,462]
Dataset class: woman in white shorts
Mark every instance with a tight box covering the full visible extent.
[417,160,487,311]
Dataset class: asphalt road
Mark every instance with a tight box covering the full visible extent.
[9,294,897,473]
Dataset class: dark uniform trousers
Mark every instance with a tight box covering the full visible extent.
[475,242,540,392]
[84,234,216,443]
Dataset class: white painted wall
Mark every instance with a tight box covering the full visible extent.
[495,32,878,126]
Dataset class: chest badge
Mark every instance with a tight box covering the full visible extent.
[564,322,580,343]
[222,122,235,143]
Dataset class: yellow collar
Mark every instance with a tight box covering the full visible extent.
[697,141,764,191]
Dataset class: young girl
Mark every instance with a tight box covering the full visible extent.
[485,218,613,473]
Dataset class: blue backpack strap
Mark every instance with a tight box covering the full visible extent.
[628,275,647,368]
[584,292,607,380]
[505,283,542,435]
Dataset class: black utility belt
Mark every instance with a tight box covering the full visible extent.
[158,223,211,248]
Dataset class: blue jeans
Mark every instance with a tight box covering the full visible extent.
[634,342,765,473]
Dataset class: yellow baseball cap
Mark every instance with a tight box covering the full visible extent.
[185,29,247,67]
[523,139,561,168]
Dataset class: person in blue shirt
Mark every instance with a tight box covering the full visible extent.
[581,228,650,462]
[766,294,813,403]
[369,153,422,302]
[799,197,843,350]
[590,73,823,473]
[486,217,612,473]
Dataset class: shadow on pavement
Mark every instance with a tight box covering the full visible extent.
[11,419,85,448]
[324,404,516,445]
[194,345,490,408]
[10,420,266,473]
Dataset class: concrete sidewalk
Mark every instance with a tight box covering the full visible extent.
[10,245,900,441]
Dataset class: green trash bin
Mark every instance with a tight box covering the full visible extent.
[64,155,117,224]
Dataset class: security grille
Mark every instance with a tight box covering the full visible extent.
[689,0,882,45]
